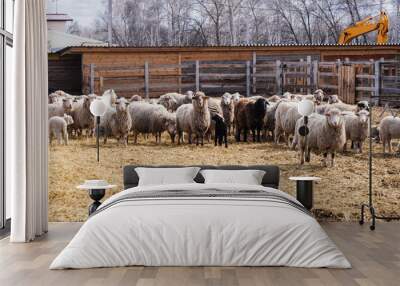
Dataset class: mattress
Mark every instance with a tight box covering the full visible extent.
[50,183,350,269]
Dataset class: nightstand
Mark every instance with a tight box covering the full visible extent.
[289,177,321,210]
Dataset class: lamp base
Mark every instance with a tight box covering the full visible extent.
[360,203,400,231]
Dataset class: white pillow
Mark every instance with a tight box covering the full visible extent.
[200,169,266,185]
[135,167,201,186]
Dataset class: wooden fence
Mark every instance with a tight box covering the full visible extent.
[84,57,400,105]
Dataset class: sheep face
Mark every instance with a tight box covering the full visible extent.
[356,101,370,112]
[83,96,95,110]
[313,89,324,104]
[62,98,73,113]
[221,93,232,105]
[63,114,74,125]
[327,94,339,104]
[231,92,242,103]
[158,95,177,111]
[325,109,343,129]
[192,92,208,109]
[255,98,269,113]
[116,98,129,112]
[356,110,369,125]
[165,118,177,143]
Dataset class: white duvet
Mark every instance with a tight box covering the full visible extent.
[50,183,351,269]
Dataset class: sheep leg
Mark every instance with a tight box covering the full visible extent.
[224,133,228,148]
[322,153,328,167]
[331,153,335,167]
[201,136,204,146]
[257,129,261,143]
[388,139,392,153]
[305,148,311,163]
[63,129,69,145]
[214,133,217,146]
[56,132,62,145]
[300,148,305,165]
[235,128,241,142]
[244,129,248,142]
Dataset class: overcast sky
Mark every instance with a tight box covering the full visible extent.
[47,0,105,26]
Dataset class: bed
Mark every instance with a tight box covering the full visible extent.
[50,165,350,269]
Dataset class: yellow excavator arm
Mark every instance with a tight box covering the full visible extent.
[338,11,389,44]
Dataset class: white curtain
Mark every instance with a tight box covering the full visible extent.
[7,0,48,242]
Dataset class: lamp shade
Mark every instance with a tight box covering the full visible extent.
[298,100,314,116]
[90,99,107,117]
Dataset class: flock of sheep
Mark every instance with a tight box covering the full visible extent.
[48,88,400,167]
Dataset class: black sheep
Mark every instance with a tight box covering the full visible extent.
[212,114,228,148]
[245,98,269,142]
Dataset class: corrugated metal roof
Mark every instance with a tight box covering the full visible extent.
[46,13,73,22]
[48,30,106,53]
[55,42,400,55]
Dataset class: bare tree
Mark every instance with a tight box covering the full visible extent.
[85,0,391,46]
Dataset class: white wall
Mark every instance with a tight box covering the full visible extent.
[47,21,67,32]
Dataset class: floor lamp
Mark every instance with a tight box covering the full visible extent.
[90,99,107,162]
[297,100,315,161]
[359,103,400,230]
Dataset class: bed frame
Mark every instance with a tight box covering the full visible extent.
[123,165,280,190]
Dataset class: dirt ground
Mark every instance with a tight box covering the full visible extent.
[49,107,400,222]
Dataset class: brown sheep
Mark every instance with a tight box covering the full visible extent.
[235,97,269,142]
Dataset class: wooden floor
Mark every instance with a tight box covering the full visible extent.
[0,222,399,286]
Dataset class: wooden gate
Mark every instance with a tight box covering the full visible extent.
[338,64,356,104]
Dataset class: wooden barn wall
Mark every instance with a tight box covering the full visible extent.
[63,46,399,97]
[48,54,82,95]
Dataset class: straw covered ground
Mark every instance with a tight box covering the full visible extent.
[49,107,400,222]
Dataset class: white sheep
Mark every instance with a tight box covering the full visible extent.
[129,102,177,144]
[48,90,69,104]
[343,110,369,153]
[220,92,235,135]
[70,95,95,137]
[102,98,132,146]
[158,91,193,112]
[293,108,346,167]
[49,114,74,145]
[176,92,211,145]
[48,97,73,118]
[99,89,117,109]
[274,100,301,145]
[379,116,400,153]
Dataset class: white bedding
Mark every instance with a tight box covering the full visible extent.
[50,183,351,269]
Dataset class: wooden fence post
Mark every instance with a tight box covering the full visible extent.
[246,61,251,97]
[307,56,312,94]
[195,60,200,92]
[144,61,149,99]
[313,60,319,90]
[90,64,95,94]
[276,60,282,95]
[252,52,257,94]
[337,59,342,100]
[99,76,104,94]
[374,59,381,105]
